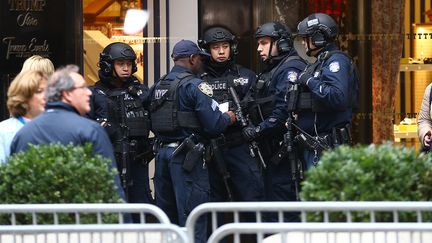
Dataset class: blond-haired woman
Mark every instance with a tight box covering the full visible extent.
[20,55,54,76]
[0,70,48,162]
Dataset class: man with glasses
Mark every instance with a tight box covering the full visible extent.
[10,65,124,199]
[86,42,153,216]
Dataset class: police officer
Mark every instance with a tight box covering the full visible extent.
[243,22,307,221]
[198,26,264,203]
[86,42,153,209]
[296,13,359,169]
[149,39,236,243]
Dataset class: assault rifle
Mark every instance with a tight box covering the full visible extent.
[290,122,331,152]
[117,92,132,200]
[286,115,303,200]
[268,83,304,199]
[210,139,234,201]
[229,87,266,169]
[278,116,332,200]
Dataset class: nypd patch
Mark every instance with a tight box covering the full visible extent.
[198,82,213,97]
[329,61,340,73]
[287,71,298,82]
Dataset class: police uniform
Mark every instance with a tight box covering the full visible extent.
[296,43,358,169]
[203,61,265,203]
[149,39,231,243]
[242,21,307,222]
[87,75,153,206]
[295,13,359,169]
[249,49,306,218]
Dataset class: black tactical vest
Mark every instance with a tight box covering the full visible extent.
[149,72,201,134]
[205,75,232,105]
[104,87,150,138]
[248,56,302,124]
[204,73,248,110]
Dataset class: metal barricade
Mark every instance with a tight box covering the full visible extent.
[207,222,432,243]
[0,203,170,225]
[0,224,188,243]
[185,201,432,243]
[0,204,184,243]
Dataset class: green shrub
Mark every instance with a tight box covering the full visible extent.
[300,142,432,222]
[0,143,122,224]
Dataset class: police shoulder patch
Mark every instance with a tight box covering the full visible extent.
[287,71,298,82]
[329,61,340,73]
[198,82,213,97]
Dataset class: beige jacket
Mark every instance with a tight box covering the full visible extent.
[418,83,432,146]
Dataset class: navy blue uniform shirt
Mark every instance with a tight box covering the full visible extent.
[149,65,231,143]
[298,43,358,134]
[251,49,306,135]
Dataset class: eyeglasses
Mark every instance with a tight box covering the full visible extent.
[69,84,88,91]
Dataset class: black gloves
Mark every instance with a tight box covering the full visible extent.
[298,68,314,86]
[242,125,261,142]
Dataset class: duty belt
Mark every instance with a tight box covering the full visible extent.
[215,132,245,148]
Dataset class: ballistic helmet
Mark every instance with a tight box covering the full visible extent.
[297,13,338,48]
[255,21,292,53]
[198,27,238,55]
[99,42,137,76]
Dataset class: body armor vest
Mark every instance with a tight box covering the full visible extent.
[248,71,275,124]
[204,74,247,110]
[249,55,302,124]
[149,73,201,134]
[97,82,150,138]
[205,75,234,105]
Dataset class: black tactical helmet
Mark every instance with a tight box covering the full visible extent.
[99,42,137,76]
[198,26,237,55]
[255,22,292,53]
[297,13,338,48]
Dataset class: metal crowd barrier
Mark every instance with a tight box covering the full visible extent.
[0,204,179,243]
[185,201,432,243]
[0,203,170,225]
[207,222,432,243]
[0,224,188,243]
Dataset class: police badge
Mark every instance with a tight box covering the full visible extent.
[198,82,213,97]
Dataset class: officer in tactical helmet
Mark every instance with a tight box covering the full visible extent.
[244,21,307,222]
[86,42,153,214]
[198,26,264,203]
[148,39,236,243]
[295,13,359,169]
